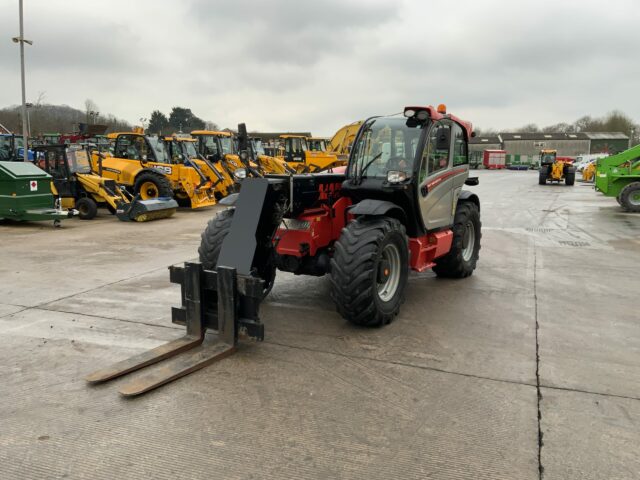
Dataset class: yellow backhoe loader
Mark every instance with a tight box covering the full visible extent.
[276,134,345,173]
[91,130,217,209]
[163,135,236,200]
[34,144,177,221]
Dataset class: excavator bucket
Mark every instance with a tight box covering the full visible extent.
[86,178,279,395]
[115,196,178,222]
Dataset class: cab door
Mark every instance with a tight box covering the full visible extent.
[417,121,455,230]
[284,137,305,163]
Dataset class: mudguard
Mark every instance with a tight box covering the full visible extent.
[349,199,406,222]
[458,190,480,211]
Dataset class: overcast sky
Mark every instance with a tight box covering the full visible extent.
[1,0,638,135]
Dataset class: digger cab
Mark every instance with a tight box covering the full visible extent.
[33,144,91,199]
[308,137,328,152]
[281,135,308,163]
[343,105,474,233]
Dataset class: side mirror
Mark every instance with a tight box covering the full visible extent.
[465,176,479,186]
[141,154,148,164]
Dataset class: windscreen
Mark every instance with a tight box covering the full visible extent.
[148,136,169,163]
[182,141,198,158]
[349,117,424,179]
[67,148,92,174]
[253,139,265,156]
[220,137,235,155]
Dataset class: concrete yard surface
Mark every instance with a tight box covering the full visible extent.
[0,170,638,479]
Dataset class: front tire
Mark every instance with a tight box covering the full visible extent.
[134,171,173,200]
[76,197,97,220]
[433,201,481,278]
[619,182,640,212]
[330,217,409,327]
[199,208,276,297]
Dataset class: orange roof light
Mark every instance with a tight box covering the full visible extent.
[437,104,447,114]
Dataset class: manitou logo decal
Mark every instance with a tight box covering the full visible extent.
[318,182,342,200]
[29,180,38,191]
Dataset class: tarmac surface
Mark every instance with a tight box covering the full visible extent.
[1,170,638,479]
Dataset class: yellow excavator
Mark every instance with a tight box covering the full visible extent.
[34,144,177,221]
[91,130,217,209]
[247,135,295,175]
[163,135,236,200]
[276,134,345,173]
[328,120,363,161]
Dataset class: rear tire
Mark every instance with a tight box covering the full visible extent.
[199,208,276,297]
[539,166,548,185]
[76,197,98,220]
[619,182,640,212]
[330,217,409,327]
[433,201,481,278]
[134,171,173,200]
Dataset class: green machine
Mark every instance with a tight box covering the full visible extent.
[595,144,640,212]
[0,161,74,225]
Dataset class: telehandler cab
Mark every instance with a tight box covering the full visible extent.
[34,144,177,221]
[91,131,218,209]
[87,104,481,396]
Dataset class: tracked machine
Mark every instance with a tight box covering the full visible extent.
[87,104,481,396]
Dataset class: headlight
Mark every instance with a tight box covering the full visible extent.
[387,170,408,183]
[280,218,310,230]
[233,168,247,181]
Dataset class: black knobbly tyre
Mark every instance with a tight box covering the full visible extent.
[330,216,409,327]
[619,182,640,212]
[199,208,276,297]
[134,171,173,200]
[565,172,575,186]
[76,197,98,220]
[539,166,548,185]
[433,201,481,278]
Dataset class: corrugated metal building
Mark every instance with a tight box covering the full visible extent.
[500,132,591,157]
[583,132,629,154]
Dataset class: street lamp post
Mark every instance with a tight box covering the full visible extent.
[25,102,33,136]
[11,0,33,161]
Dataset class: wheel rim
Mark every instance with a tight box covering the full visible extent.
[140,181,159,200]
[377,243,401,302]
[79,203,88,215]
[630,191,640,206]
[462,221,476,261]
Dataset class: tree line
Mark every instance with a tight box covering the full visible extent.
[147,108,218,135]
[0,98,132,136]
[0,99,218,138]
[476,110,638,144]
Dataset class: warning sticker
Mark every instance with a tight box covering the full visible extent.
[30,180,38,191]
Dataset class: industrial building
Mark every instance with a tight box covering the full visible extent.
[469,131,629,167]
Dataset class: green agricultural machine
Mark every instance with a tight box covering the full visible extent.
[595,144,640,212]
[0,161,74,225]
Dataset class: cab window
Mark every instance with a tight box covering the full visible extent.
[452,124,468,166]
[419,123,451,183]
